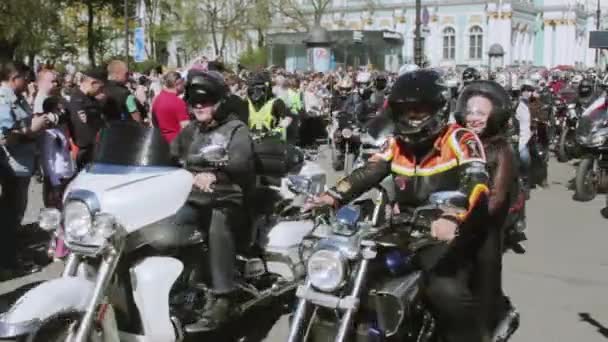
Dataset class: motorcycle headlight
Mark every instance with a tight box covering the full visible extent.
[307,249,347,292]
[341,128,353,139]
[38,208,62,232]
[64,201,92,241]
[64,201,117,254]
[589,134,606,147]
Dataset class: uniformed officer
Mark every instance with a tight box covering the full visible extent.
[0,62,50,276]
[66,67,106,170]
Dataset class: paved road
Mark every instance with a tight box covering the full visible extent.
[3,152,608,341]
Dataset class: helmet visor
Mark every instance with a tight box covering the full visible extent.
[248,85,267,102]
[189,88,219,106]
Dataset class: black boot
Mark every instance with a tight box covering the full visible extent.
[185,292,234,333]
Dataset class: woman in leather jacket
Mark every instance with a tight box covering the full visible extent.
[170,70,255,331]
[454,80,519,332]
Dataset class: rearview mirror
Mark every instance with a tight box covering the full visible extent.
[287,175,312,194]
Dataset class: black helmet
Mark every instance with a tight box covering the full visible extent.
[462,67,481,84]
[185,70,230,121]
[247,72,272,103]
[454,80,512,138]
[578,78,594,98]
[387,69,447,147]
[373,73,388,91]
[185,70,228,105]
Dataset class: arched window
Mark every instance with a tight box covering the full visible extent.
[469,26,483,59]
[443,27,456,60]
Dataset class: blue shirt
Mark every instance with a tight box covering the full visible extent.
[0,85,35,176]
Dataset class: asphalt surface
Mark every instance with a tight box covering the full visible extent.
[3,150,608,341]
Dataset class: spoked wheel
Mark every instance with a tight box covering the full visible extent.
[574,158,598,202]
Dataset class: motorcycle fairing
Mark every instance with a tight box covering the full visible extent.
[0,277,95,338]
[65,164,193,233]
[131,256,183,342]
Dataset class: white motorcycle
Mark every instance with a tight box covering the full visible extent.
[0,125,326,342]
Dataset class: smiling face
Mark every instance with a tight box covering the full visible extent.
[464,95,493,135]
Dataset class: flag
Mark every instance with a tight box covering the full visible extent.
[134,27,146,62]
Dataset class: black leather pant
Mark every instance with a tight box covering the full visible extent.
[175,204,241,294]
[421,242,491,342]
[0,174,30,268]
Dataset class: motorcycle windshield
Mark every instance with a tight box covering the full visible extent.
[91,122,175,168]
[576,108,608,139]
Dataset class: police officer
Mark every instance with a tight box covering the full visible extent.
[171,70,255,331]
[103,60,143,123]
[0,62,50,276]
[246,72,291,140]
[66,67,106,170]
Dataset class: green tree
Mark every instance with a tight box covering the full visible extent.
[0,0,64,62]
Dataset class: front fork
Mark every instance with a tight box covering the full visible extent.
[67,246,123,342]
[287,246,374,342]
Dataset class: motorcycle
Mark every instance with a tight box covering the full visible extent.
[573,105,608,201]
[0,124,327,342]
[557,103,581,162]
[287,190,519,342]
[329,111,361,173]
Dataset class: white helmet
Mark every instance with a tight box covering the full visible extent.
[398,64,419,76]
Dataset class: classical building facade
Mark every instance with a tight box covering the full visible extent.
[166,0,603,71]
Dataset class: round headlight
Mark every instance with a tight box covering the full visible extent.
[341,128,353,139]
[307,249,346,292]
[38,208,61,232]
[64,201,92,241]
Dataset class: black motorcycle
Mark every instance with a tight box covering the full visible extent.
[573,105,608,201]
[287,190,519,342]
[330,111,361,173]
[557,103,581,162]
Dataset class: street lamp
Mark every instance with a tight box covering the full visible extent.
[414,0,423,67]
[125,0,129,67]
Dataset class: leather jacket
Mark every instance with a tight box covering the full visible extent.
[170,115,255,207]
[328,124,489,225]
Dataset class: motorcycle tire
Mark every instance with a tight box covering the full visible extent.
[557,129,571,163]
[574,158,598,202]
[18,313,88,342]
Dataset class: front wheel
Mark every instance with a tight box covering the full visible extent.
[574,158,598,202]
[557,128,572,163]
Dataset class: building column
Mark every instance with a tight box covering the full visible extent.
[543,20,554,67]
[513,30,521,63]
[501,14,513,64]
[565,21,576,66]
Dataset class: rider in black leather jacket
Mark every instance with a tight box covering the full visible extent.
[308,70,492,342]
[170,70,255,331]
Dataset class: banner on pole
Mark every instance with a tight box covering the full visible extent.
[134,27,146,62]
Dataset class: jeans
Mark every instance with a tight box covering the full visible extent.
[518,146,531,174]
[0,175,30,268]
[175,204,242,294]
